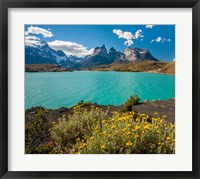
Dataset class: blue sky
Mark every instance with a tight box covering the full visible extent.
[25,25,175,61]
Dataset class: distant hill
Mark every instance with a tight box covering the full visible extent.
[87,61,175,74]
[25,64,70,72]
[161,61,175,74]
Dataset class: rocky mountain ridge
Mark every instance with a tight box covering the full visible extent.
[25,41,159,68]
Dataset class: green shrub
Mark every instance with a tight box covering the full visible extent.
[50,106,109,153]
[72,111,175,154]
[50,107,175,154]
[25,107,52,154]
[123,95,140,112]
[74,100,92,108]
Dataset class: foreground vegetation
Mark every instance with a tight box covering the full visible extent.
[25,97,175,154]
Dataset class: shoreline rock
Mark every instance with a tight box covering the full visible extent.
[26,98,175,123]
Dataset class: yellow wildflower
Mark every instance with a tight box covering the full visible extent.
[127,132,131,135]
[102,131,107,135]
[121,128,127,132]
[82,143,87,147]
[118,117,122,121]
[140,113,146,117]
[166,137,171,140]
[76,137,80,142]
[90,136,94,141]
[135,134,139,138]
[154,112,158,115]
[105,123,109,127]
[126,141,133,147]
[136,117,140,122]
[111,125,116,129]
[127,124,132,128]
[144,125,150,130]
[101,145,106,150]
[135,125,140,130]
[101,120,106,124]
[152,118,158,122]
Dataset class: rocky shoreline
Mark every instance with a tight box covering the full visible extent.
[25,64,72,72]
[26,98,175,123]
[25,61,175,75]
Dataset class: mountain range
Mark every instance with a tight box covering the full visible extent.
[25,41,159,68]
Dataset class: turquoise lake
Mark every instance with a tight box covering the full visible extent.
[25,71,175,110]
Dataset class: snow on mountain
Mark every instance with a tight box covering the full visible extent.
[25,41,159,68]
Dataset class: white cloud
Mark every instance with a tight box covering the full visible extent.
[113,29,134,40]
[155,36,162,42]
[25,35,42,47]
[164,38,172,42]
[134,29,144,39]
[113,28,144,47]
[25,26,53,38]
[150,36,172,44]
[25,36,40,41]
[150,39,154,44]
[48,40,94,57]
[122,32,134,40]
[25,39,41,47]
[146,25,154,29]
[124,40,134,46]
[113,29,124,38]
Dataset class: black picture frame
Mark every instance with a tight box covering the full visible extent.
[0,0,199,178]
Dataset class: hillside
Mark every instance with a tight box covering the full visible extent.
[87,61,175,74]
[25,64,70,72]
[160,61,175,74]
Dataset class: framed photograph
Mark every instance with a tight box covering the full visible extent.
[0,0,199,178]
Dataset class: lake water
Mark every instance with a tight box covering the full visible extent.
[25,71,175,109]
